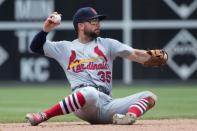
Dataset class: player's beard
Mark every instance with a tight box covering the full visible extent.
[84,28,100,40]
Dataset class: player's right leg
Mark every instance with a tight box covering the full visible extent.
[26,86,99,126]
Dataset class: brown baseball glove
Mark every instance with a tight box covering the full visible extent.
[144,49,168,67]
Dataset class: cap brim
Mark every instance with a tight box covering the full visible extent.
[91,14,107,21]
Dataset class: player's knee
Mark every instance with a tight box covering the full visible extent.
[142,91,157,108]
[147,91,157,102]
[144,91,157,102]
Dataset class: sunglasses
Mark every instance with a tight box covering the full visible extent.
[86,18,100,25]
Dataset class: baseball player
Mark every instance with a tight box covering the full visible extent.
[26,7,167,126]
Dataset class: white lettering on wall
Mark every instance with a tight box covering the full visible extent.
[0,0,5,6]
[15,30,55,53]
[20,58,49,82]
[15,0,54,20]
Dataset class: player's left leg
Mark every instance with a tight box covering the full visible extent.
[101,91,157,125]
[113,93,156,125]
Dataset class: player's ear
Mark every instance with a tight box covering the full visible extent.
[78,23,85,31]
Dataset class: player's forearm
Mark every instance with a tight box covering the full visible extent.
[127,49,150,64]
[30,30,48,55]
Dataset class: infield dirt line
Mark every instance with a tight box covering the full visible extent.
[0,119,197,131]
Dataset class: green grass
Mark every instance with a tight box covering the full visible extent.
[0,84,197,123]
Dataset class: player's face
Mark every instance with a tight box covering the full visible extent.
[83,18,100,39]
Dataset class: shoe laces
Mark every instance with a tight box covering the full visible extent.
[36,112,47,121]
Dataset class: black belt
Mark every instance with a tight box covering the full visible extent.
[72,84,110,95]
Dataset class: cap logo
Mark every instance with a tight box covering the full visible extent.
[90,8,97,15]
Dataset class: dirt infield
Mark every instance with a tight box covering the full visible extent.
[0,119,197,131]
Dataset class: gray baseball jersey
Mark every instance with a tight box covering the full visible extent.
[43,37,133,94]
[43,37,154,124]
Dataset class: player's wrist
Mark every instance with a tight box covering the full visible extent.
[42,28,50,33]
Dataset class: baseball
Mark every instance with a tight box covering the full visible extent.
[51,14,61,23]
[164,53,168,60]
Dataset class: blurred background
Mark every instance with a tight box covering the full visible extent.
[0,0,197,84]
[0,0,197,123]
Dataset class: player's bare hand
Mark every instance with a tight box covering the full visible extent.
[43,12,62,32]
